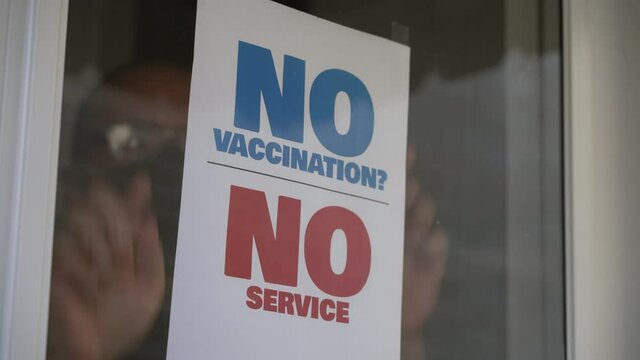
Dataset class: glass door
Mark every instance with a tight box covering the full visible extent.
[34,0,565,359]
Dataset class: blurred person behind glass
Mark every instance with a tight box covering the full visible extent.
[47,64,447,360]
[48,64,189,359]
[402,145,448,360]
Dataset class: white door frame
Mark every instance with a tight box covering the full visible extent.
[0,0,68,359]
[564,1,640,360]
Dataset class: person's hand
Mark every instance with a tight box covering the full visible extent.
[401,146,448,359]
[47,172,165,360]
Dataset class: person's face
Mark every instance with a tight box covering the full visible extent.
[79,66,191,173]
[76,66,192,271]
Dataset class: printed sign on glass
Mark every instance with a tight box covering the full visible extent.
[167,0,410,358]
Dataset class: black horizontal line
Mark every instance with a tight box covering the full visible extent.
[206,161,390,206]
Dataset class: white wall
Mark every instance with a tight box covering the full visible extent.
[567,1,640,359]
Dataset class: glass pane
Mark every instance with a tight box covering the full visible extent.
[47,1,563,359]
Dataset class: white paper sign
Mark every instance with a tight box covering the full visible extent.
[167,0,410,358]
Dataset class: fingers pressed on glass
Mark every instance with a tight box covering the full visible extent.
[135,214,164,290]
[88,180,135,277]
[126,171,153,228]
[52,230,99,305]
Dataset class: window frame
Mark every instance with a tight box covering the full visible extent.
[0,0,68,359]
